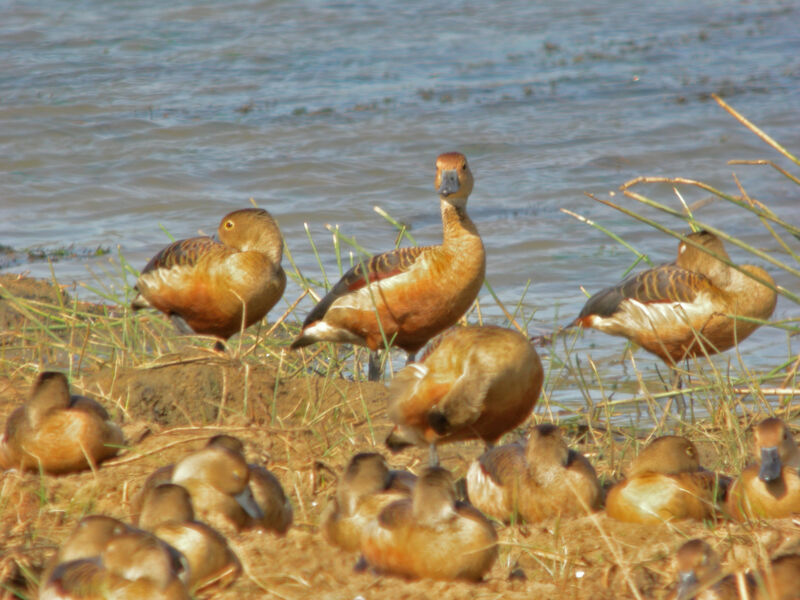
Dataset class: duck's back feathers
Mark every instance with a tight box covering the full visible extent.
[141,237,221,275]
[295,246,427,336]
[576,264,710,322]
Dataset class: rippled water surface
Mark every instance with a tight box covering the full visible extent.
[2,0,799,421]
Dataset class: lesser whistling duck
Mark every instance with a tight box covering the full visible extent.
[136,435,291,534]
[605,435,730,524]
[43,515,133,582]
[574,230,776,370]
[167,440,265,533]
[290,152,485,380]
[138,483,241,591]
[41,529,190,600]
[0,372,123,474]
[667,539,750,600]
[754,553,800,600]
[668,539,800,600]
[361,466,498,582]
[466,423,600,523]
[727,417,800,521]
[321,452,416,553]
[132,208,286,350]
[385,325,542,465]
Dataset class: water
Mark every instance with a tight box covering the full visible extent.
[2,0,799,421]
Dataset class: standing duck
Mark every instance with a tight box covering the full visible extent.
[290,152,485,380]
[466,423,600,523]
[727,417,800,520]
[573,230,776,370]
[132,208,286,350]
[605,435,730,524]
[360,466,498,582]
[321,452,416,553]
[385,325,542,465]
[0,372,123,474]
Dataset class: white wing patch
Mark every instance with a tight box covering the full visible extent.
[620,478,675,520]
[140,263,197,293]
[589,293,714,337]
[466,460,508,515]
[301,320,364,345]
[328,258,428,314]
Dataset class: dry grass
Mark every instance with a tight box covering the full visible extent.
[1,95,799,600]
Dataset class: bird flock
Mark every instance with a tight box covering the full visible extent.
[1,151,796,599]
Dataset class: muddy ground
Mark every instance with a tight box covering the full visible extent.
[0,274,797,600]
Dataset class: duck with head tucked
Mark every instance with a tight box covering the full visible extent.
[290,152,485,380]
[727,417,800,521]
[573,230,776,385]
[668,538,800,600]
[466,423,600,523]
[385,325,542,466]
[137,483,241,591]
[0,372,123,474]
[132,208,286,351]
[321,452,416,553]
[360,466,498,582]
[41,529,190,600]
[135,435,291,534]
[605,435,730,524]
[667,539,748,600]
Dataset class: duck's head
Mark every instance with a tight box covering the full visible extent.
[412,466,457,526]
[338,452,392,515]
[525,423,569,468]
[677,230,732,285]
[627,435,701,477]
[673,539,722,600]
[139,483,195,530]
[754,417,797,483]
[218,208,283,263]
[58,515,131,564]
[206,434,246,455]
[102,530,188,589]
[435,152,474,209]
[27,371,72,424]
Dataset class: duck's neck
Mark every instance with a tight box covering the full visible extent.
[441,200,482,252]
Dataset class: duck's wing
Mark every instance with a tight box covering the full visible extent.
[139,237,222,275]
[376,499,413,529]
[69,395,112,421]
[576,264,713,321]
[477,443,526,486]
[300,246,427,329]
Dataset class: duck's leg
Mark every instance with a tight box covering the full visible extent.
[670,367,686,416]
[353,555,369,572]
[429,443,440,467]
[170,314,194,335]
[368,350,382,381]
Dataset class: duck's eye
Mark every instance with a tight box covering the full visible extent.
[686,447,695,457]
[225,221,234,229]
[461,163,468,171]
